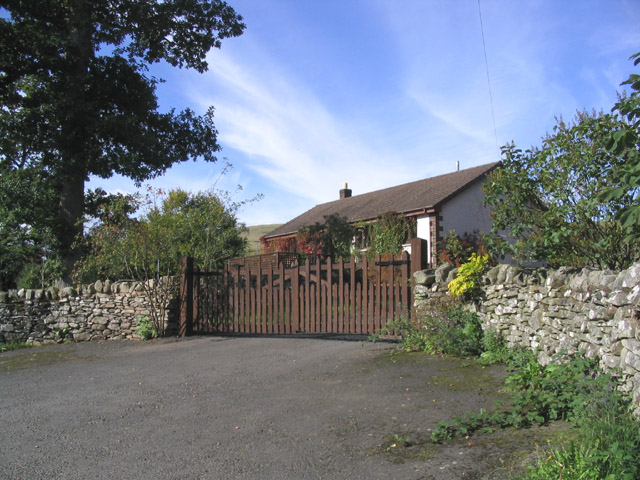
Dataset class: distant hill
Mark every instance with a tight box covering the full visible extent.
[243,224,283,255]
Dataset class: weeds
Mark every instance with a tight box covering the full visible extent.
[135,315,158,340]
[370,298,484,356]
[385,433,412,450]
[429,346,640,480]
[0,340,31,352]
[373,302,640,479]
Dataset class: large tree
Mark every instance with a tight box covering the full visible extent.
[484,110,639,269]
[0,0,245,279]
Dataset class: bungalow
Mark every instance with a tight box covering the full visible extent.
[263,162,500,267]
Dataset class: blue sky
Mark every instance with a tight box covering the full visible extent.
[87,0,640,226]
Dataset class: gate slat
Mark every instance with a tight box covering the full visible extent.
[243,262,250,333]
[349,256,356,334]
[337,258,344,333]
[267,266,273,334]
[362,255,369,334]
[185,250,412,337]
[355,282,362,334]
[389,255,395,323]
[401,251,410,319]
[278,263,285,334]
[327,257,334,333]
[375,254,382,331]
[292,264,300,334]
[304,258,312,332]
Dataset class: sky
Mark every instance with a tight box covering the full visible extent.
[87,0,640,227]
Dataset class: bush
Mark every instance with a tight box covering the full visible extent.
[447,253,489,298]
[483,109,640,269]
[478,328,510,365]
[438,230,489,267]
[0,341,31,352]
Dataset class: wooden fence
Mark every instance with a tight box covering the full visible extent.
[178,251,417,336]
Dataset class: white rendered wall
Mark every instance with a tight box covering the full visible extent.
[416,214,431,260]
[440,181,492,240]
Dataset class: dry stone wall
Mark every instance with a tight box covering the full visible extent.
[414,261,640,404]
[0,280,179,345]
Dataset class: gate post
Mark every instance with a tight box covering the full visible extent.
[410,237,428,276]
[179,256,194,337]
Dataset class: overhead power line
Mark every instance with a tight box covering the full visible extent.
[477,0,500,156]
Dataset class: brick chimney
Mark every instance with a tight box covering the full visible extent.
[339,182,352,199]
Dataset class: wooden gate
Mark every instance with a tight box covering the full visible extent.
[178,252,414,336]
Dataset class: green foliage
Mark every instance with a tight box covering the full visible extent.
[298,213,355,259]
[147,184,253,272]
[76,182,252,282]
[448,253,489,298]
[525,368,640,480]
[0,0,245,277]
[0,167,62,289]
[371,300,484,356]
[369,314,430,353]
[367,212,414,259]
[600,52,640,244]
[75,182,254,336]
[478,328,511,365]
[525,442,611,480]
[0,340,31,352]
[430,352,633,454]
[384,433,413,451]
[484,108,640,269]
[135,316,158,341]
[16,258,64,290]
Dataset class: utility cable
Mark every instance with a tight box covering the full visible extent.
[477,0,500,155]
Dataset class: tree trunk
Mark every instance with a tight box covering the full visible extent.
[59,177,85,283]
[57,0,93,283]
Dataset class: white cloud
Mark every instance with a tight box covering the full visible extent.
[187,48,415,207]
[88,0,640,227]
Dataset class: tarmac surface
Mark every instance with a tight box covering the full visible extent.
[1,336,526,480]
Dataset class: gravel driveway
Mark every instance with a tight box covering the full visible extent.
[1,336,520,479]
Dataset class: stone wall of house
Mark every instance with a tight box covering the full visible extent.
[413,262,640,404]
[0,279,179,345]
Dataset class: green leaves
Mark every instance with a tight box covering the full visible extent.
[366,211,414,259]
[598,52,640,243]
[0,167,62,288]
[483,108,639,269]
[76,185,252,282]
[0,1,245,276]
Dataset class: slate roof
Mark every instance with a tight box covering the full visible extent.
[265,162,500,239]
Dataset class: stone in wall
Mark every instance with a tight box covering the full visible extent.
[412,261,640,406]
[0,279,179,345]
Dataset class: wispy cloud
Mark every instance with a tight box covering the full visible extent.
[87,0,640,226]
[188,48,414,207]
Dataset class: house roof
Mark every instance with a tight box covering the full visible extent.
[265,162,500,239]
